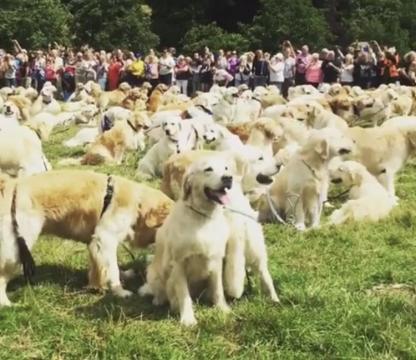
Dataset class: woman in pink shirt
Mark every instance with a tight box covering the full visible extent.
[305,53,323,87]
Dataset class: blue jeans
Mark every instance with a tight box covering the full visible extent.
[98,77,107,91]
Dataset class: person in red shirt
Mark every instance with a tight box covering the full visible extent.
[107,55,123,91]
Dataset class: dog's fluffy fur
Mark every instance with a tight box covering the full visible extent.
[259,128,354,230]
[0,170,173,306]
[139,157,233,326]
[328,160,396,224]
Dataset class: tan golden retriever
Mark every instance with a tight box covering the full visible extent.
[259,128,354,230]
[148,84,168,113]
[0,170,173,306]
[98,82,132,110]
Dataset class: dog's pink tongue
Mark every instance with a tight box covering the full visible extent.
[219,193,230,205]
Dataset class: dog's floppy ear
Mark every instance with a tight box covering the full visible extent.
[347,167,363,185]
[315,138,329,159]
[182,172,193,200]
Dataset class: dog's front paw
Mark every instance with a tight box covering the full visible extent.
[294,223,306,231]
[270,293,281,304]
[138,283,152,297]
[0,298,12,307]
[112,287,133,298]
[180,313,197,327]
[217,302,231,314]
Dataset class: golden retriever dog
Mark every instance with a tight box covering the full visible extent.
[246,118,284,156]
[328,160,396,225]
[81,120,143,165]
[121,88,147,111]
[223,174,279,302]
[161,146,281,202]
[348,120,416,199]
[307,103,349,132]
[0,125,51,177]
[137,116,183,179]
[0,102,21,130]
[353,89,397,127]
[148,84,169,113]
[203,123,246,150]
[31,83,61,116]
[139,157,233,326]
[6,95,32,122]
[0,170,173,306]
[328,94,356,125]
[259,128,354,230]
[98,82,132,110]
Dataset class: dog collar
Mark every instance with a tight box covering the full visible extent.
[195,104,213,115]
[127,119,138,132]
[186,205,211,219]
[302,160,319,179]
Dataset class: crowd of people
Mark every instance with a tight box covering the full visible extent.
[1,39,416,100]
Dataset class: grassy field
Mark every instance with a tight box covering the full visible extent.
[1,125,416,359]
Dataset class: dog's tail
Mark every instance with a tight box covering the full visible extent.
[57,157,83,166]
[80,153,105,165]
[11,187,35,281]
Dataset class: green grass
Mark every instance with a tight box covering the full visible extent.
[1,125,416,359]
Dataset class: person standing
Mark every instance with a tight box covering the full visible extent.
[321,50,340,84]
[107,54,123,90]
[268,53,285,91]
[305,53,323,87]
[253,50,269,88]
[159,49,175,86]
[174,55,191,95]
[295,45,311,85]
[190,52,202,95]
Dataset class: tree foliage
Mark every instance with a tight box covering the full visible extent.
[181,23,250,54]
[2,0,416,53]
[67,0,159,51]
[246,0,332,52]
[0,0,72,49]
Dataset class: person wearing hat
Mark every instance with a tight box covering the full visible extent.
[127,52,145,87]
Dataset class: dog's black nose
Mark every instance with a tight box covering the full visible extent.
[339,148,351,155]
[203,135,207,140]
[221,175,233,188]
[165,129,171,136]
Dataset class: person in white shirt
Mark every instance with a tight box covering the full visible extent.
[340,53,354,85]
[268,53,285,91]
[159,49,175,86]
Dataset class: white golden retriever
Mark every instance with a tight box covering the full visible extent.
[139,157,233,326]
[0,125,51,176]
[137,117,183,179]
[328,160,396,224]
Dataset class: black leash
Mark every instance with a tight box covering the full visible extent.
[100,175,114,218]
[11,187,35,283]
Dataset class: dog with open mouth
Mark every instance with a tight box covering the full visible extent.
[139,156,233,326]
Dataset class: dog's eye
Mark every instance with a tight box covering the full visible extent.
[258,156,264,161]
[365,104,373,108]
[225,166,229,171]
[204,167,213,172]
